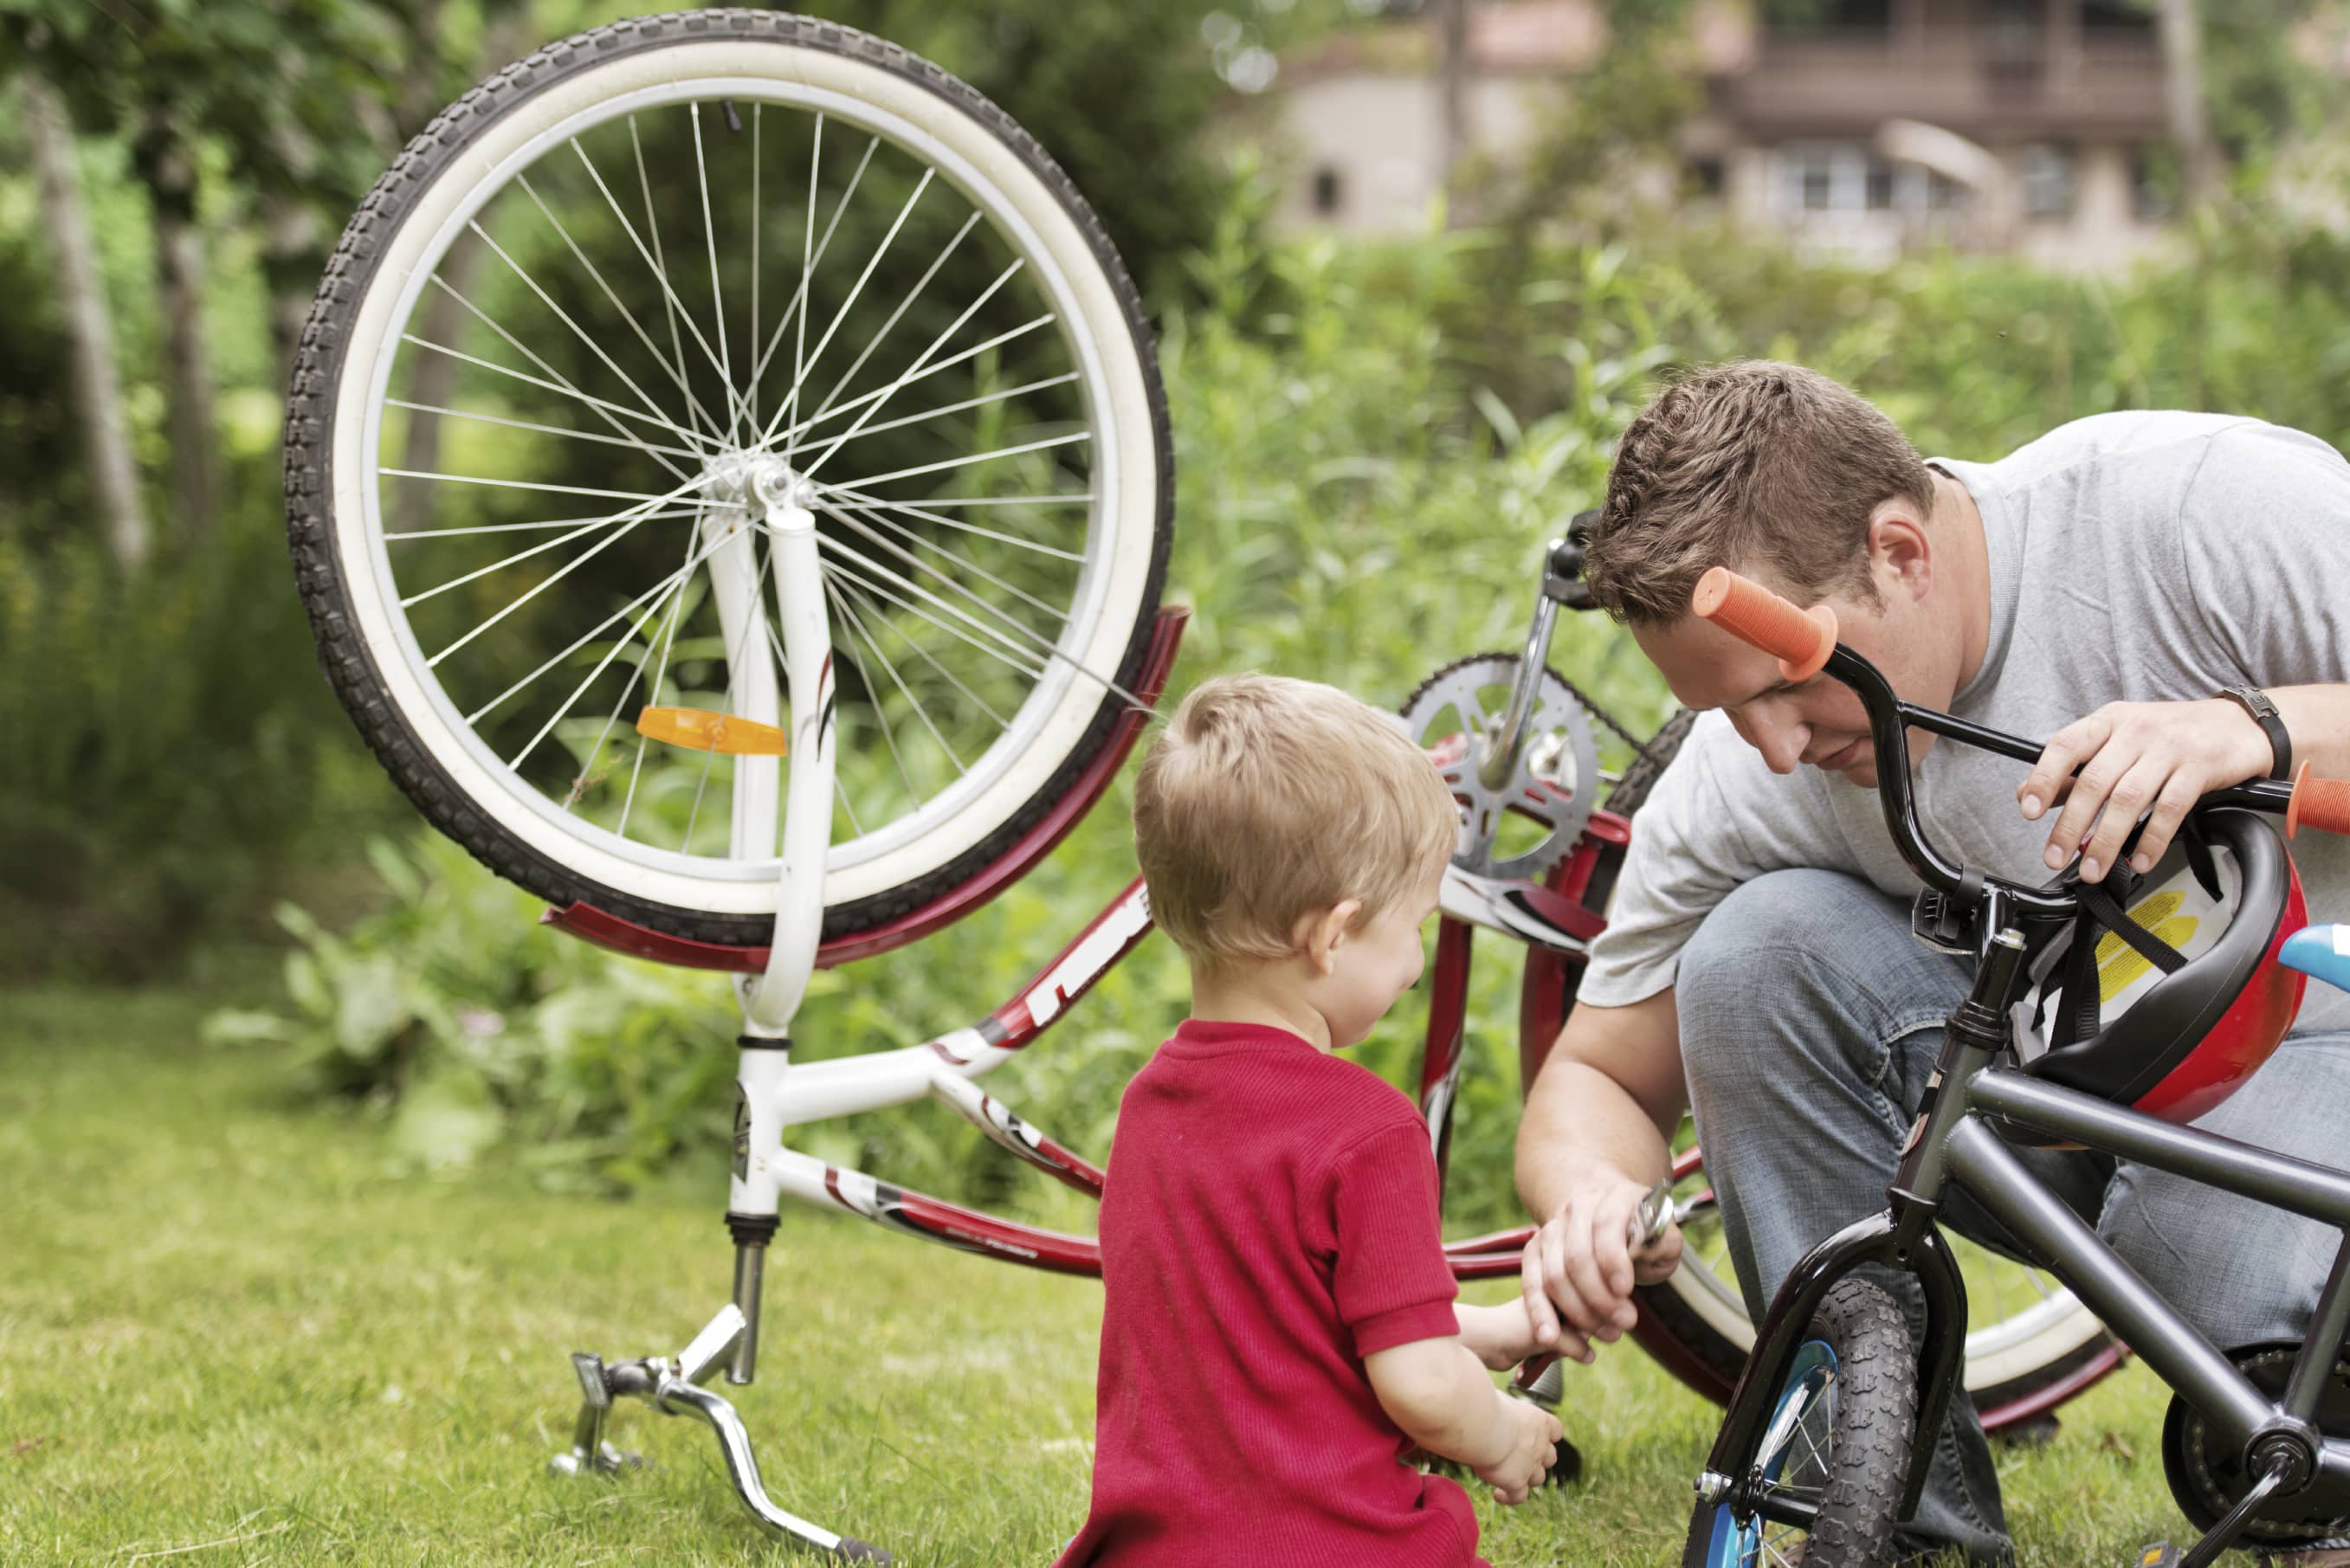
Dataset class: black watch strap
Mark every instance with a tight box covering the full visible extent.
[2218,684,2292,778]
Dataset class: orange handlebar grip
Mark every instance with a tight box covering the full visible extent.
[1690,567,1838,681]
[636,705,788,757]
[2287,760,2350,840]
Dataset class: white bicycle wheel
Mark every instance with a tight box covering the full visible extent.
[286,11,1172,944]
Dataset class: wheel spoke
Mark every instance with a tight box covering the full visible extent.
[464,513,734,726]
[624,118,706,442]
[612,513,710,834]
[835,428,1089,490]
[508,533,706,773]
[819,576,923,809]
[380,468,680,505]
[774,168,934,454]
[749,104,761,436]
[743,134,878,410]
[782,113,821,463]
[789,371,1079,459]
[756,216,995,455]
[772,294,1049,454]
[810,531,1051,689]
[513,171,733,448]
[688,101,739,447]
[399,323,700,476]
[816,546,1022,728]
[465,218,712,462]
[793,293,1043,480]
[820,482,1085,560]
[399,504,682,609]
[833,577,970,773]
[429,470,707,668]
[384,507,704,542]
[811,524,1145,710]
[388,397,703,461]
[823,494,1070,628]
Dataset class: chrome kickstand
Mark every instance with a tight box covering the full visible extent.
[551,1304,894,1564]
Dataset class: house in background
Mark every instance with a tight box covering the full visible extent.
[1251,0,2179,272]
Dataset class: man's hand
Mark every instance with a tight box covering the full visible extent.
[1519,1167,1684,1363]
[1473,1394,1565,1506]
[2017,698,2274,883]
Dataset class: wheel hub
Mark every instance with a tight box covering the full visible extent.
[700,453,817,512]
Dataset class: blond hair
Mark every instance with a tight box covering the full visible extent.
[1133,673,1458,971]
[1585,360,1934,624]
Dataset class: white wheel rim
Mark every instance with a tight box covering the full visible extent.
[329,37,1161,918]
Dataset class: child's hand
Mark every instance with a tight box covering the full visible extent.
[1459,1299,1555,1371]
[1474,1393,1564,1506]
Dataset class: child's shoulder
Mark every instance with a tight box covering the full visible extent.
[1128,1021,1428,1134]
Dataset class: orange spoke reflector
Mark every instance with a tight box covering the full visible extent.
[636,706,788,757]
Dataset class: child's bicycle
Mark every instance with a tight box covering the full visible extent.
[283,12,2114,1554]
[1677,568,2350,1568]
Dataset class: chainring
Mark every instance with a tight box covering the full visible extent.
[2162,1340,2350,1547]
[1400,654,1601,880]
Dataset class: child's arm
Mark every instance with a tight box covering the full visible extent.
[1455,1299,1550,1371]
[1364,1335,1564,1505]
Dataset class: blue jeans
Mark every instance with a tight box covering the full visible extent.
[1677,868,2350,1565]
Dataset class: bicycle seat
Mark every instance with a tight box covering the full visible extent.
[2280,925,2350,994]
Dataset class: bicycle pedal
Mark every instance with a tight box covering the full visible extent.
[2131,1543,2182,1568]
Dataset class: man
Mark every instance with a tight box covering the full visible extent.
[1513,360,2350,1562]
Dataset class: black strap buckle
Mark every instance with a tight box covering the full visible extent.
[1911,866,1985,955]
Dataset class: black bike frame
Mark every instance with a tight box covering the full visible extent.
[1695,644,2350,1544]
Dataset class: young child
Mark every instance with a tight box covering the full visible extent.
[1053,673,1564,1568]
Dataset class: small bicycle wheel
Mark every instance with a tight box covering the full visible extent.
[1634,1134,2121,1434]
[1685,1279,1915,1568]
[287,10,1172,945]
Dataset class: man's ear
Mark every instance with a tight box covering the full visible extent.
[1292,899,1362,977]
[1866,495,1932,602]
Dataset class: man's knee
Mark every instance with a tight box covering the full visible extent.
[1677,868,1928,1092]
[1679,868,1888,1026]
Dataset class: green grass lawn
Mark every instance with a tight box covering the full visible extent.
[3,980,2209,1565]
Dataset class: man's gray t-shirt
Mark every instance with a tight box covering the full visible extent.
[1582,410,2350,1037]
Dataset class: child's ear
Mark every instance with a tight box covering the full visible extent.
[1294,899,1361,976]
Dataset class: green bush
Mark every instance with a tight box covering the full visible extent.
[0,495,392,980]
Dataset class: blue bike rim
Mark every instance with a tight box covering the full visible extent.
[1705,1338,1838,1568]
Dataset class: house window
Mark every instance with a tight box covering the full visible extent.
[2020,144,2076,218]
[1688,157,1725,199]
[1312,166,1343,216]
[1780,143,1974,219]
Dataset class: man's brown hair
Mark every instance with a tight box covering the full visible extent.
[1584,360,1934,624]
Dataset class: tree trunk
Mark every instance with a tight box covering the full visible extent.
[134,107,219,542]
[2157,0,2220,209]
[1437,0,1470,224]
[23,71,151,572]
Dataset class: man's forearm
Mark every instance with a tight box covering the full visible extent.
[2272,684,2350,779]
[1514,1059,1673,1220]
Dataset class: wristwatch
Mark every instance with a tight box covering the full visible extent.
[2218,684,2293,778]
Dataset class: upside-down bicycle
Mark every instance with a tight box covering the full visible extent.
[286,12,2124,1558]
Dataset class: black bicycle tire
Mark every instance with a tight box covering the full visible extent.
[1682,1278,1916,1568]
[284,9,1174,947]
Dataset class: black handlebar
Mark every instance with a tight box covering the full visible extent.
[1826,643,2297,923]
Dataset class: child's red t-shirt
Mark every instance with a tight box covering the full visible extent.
[1051,1018,1487,1568]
